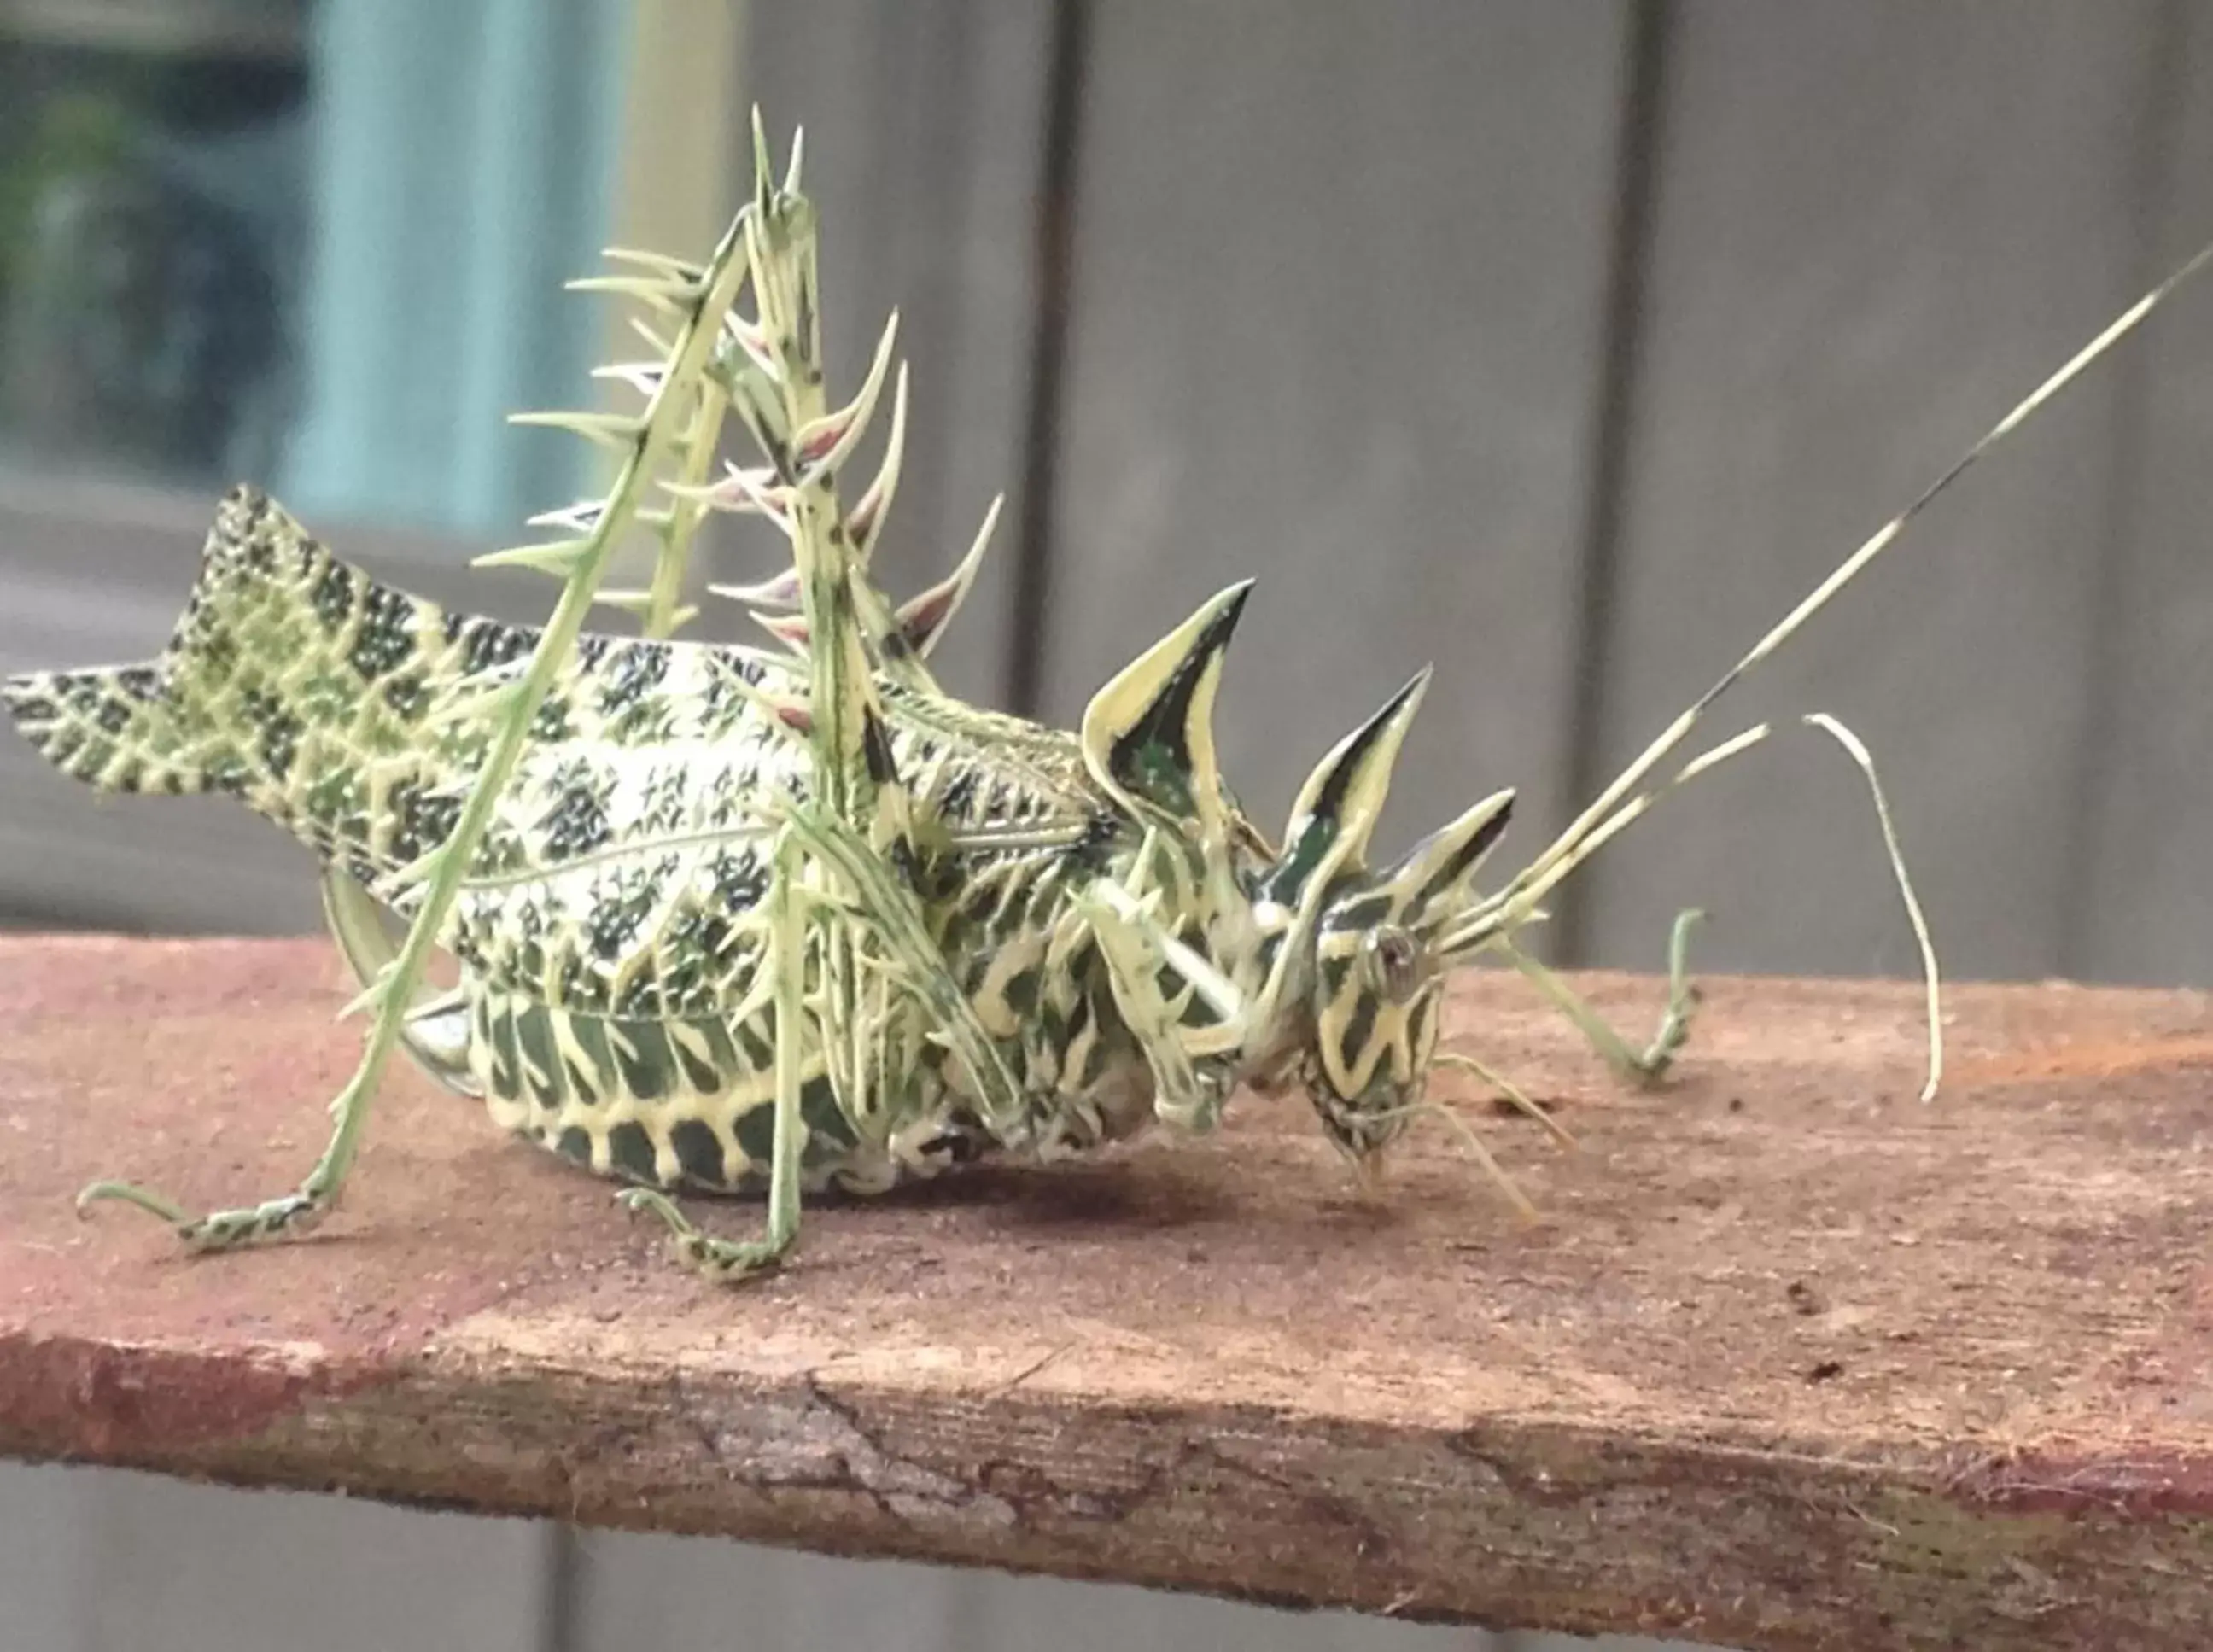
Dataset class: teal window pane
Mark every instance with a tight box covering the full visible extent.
[0,0,629,539]
[0,5,308,487]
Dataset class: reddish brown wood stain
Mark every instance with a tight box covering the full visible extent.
[1,936,2210,1649]
[1949,1035,2213,1088]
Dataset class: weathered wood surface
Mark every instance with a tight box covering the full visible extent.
[0,936,2207,1650]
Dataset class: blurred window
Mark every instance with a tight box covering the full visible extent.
[0,0,630,539]
[0,0,743,937]
[0,2,307,491]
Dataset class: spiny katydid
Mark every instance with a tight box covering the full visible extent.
[8,114,2209,1279]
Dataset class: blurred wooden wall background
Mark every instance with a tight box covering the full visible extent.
[4,3,2209,1649]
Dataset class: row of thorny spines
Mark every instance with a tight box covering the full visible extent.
[403,110,1027,1148]
[336,115,953,1134]
[488,111,1000,676]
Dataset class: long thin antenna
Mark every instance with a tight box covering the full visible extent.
[1474,236,2213,927]
[1552,0,1673,966]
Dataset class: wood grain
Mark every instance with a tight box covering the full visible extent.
[0,935,2206,1649]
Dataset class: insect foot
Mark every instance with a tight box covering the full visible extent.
[1497,908,1707,1089]
[78,1180,329,1251]
[618,1188,791,1281]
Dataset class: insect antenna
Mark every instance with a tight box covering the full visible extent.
[1356,1096,1542,1220]
[1433,1049,1577,1148]
[1804,712,1942,1098]
[1458,238,2213,954]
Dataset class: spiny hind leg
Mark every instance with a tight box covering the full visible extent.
[621,832,809,1281]
[1502,908,1703,1086]
[78,1057,379,1248]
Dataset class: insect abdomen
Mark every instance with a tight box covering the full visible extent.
[465,984,969,1196]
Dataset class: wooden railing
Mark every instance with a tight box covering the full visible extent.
[1,935,2207,1649]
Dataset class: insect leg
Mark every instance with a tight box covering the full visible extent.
[618,826,809,1279]
[85,832,441,1248]
[732,128,961,1167]
[779,797,1029,1143]
[77,196,762,1252]
[1493,910,1703,1086]
[1075,880,1241,1134]
[76,1054,383,1248]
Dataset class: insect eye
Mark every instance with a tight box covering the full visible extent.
[1366,926,1421,1000]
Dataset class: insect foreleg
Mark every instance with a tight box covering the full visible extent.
[1076,881,1241,1135]
[619,826,810,1279]
[1452,712,1939,1100]
[1494,909,1704,1087]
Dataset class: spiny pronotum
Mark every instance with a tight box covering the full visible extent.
[9,115,2210,1279]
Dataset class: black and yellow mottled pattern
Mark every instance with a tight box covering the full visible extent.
[3,487,1191,1193]
[8,487,511,882]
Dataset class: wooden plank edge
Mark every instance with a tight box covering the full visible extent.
[0,1322,2206,1649]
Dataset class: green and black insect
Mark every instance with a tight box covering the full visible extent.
[7,117,2208,1280]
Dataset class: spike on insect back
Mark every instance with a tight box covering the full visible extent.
[708,566,803,610]
[897,495,1002,659]
[599,245,706,283]
[793,312,900,480]
[1268,668,1433,907]
[507,410,645,451]
[526,499,606,535]
[1373,790,1517,940]
[1080,581,1253,833]
[750,104,777,213]
[721,312,783,387]
[842,365,910,560]
[474,539,592,578]
[591,360,669,398]
[566,273,703,319]
[673,461,792,527]
[754,609,809,654]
